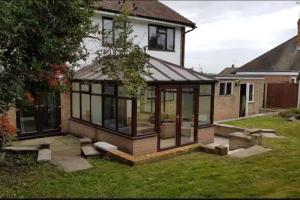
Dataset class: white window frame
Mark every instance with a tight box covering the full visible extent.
[219,81,233,96]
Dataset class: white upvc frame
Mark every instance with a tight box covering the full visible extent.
[219,81,233,96]
[248,83,255,103]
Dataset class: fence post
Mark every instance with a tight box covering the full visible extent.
[297,81,300,108]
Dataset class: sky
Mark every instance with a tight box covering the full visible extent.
[161,1,300,74]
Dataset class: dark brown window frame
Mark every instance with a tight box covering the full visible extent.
[219,81,233,96]
[71,81,157,138]
[148,24,175,52]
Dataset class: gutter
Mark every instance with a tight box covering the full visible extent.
[185,26,196,34]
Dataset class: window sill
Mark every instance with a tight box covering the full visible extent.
[248,101,255,103]
[148,48,175,52]
[219,94,233,97]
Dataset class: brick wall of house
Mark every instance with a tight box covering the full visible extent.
[6,107,17,128]
[264,75,296,83]
[214,79,264,121]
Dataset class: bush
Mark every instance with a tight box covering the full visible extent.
[279,108,300,119]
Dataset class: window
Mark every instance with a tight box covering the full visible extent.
[148,25,175,51]
[72,93,80,118]
[249,84,254,102]
[219,82,232,96]
[199,84,213,126]
[137,87,156,136]
[102,17,125,45]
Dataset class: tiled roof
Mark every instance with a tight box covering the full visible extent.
[74,56,213,83]
[218,67,237,76]
[238,36,300,73]
[93,0,196,27]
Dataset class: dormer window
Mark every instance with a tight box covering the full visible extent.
[148,25,175,51]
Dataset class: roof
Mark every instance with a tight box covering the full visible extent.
[218,67,237,76]
[238,36,300,73]
[93,0,196,28]
[74,56,213,83]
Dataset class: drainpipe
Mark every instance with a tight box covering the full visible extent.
[297,73,300,108]
[180,25,197,67]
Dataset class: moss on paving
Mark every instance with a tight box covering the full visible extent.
[0,116,300,198]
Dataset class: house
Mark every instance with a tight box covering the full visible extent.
[212,65,265,121]
[236,19,300,108]
[7,0,216,156]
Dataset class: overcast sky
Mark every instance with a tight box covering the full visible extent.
[162,1,299,73]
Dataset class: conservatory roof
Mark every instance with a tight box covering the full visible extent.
[74,57,213,83]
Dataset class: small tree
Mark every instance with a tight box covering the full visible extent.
[95,8,150,98]
[0,114,16,160]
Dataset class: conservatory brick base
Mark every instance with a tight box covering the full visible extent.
[68,119,214,156]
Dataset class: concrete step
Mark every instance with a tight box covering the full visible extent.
[229,145,271,158]
[81,145,100,157]
[94,142,117,152]
[79,137,92,145]
[37,149,51,163]
[5,146,39,153]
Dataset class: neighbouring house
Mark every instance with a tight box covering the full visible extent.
[7,0,217,156]
[211,65,265,121]
[236,19,300,108]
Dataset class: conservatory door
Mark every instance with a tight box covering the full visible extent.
[158,86,197,150]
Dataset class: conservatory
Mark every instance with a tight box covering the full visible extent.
[68,57,216,156]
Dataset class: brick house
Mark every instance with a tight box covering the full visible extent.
[7,0,217,156]
[212,66,264,121]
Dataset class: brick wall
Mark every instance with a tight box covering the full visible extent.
[214,79,264,121]
[197,126,214,144]
[6,107,17,128]
[264,75,295,83]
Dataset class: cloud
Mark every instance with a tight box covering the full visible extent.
[161,1,299,73]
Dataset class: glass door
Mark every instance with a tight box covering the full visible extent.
[18,93,61,138]
[159,88,178,149]
[158,86,197,150]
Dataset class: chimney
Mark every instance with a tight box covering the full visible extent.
[297,19,300,50]
[231,64,235,68]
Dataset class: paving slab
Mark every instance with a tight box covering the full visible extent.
[94,142,118,152]
[229,145,271,158]
[37,149,51,163]
[51,155,92,172]
[81,145,100,157]
[261,132,285,138]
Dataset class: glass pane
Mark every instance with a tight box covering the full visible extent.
[157,33,166,50]
[92,84,102,94]
[103,96,116,130]
[103,18,113,44]
[226,83,232,95]
[20,106,37,133]
[72,93,80,118]
[149,26,157,49]
[167,28,174,50]
[181,88,195,145]
[91,95,102,125]
[249,84,254,101]
[81,94,90,121]
[118,86,128,97]
[160,89,177,149]
[137,87,156,136]
[117,99,132,135]
[103,85,115,95]
[199,96,211,126]
[219,83,225,95]
[72,82,80,91]
[200,85,212,95]
[81,84,89,92]
[42,94,58,130]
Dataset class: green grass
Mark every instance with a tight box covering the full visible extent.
[1,115,300,198]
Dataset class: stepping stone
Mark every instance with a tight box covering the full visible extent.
[229,145,271,158]
[37,149,51,163]
[288,116,297,121]
[261,132,285,138]
[51,155,92,172]
[81,145,100,157]
[247,128,261,134]
[79,137,92,145]
[5,146,39,153]
[94,142,117,152]
[261,129,275,133]
[39,142,51,149]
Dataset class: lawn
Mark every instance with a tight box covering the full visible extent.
[0,115,300,198]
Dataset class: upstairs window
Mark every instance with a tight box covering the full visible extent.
[219,82,232,96]
[148,25,175,51]
[102,17,125,45]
